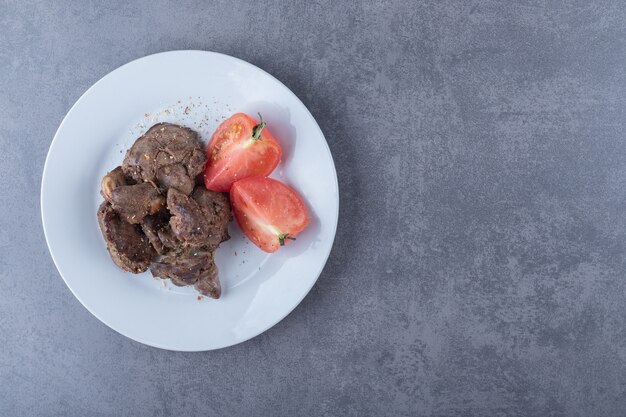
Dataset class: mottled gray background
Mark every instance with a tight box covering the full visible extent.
[1,0,625,416]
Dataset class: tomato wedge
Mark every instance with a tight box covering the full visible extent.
[230,177,309,253]
[204,113,282,192]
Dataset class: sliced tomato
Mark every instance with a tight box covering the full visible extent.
[230,176,309,253]
[204,113,282,192]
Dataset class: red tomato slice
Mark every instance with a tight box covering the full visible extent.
[230,177,310,253]
[204,113,282,192]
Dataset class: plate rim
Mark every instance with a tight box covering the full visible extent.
[40,50,340,351]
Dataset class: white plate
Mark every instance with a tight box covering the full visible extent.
[41,51,339,351]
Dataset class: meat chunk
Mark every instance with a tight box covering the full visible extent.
[157,225,181,252]
[97,202,157,273]
[150,250,205,286]
[140,209,169,254]
[167,187,210,245]
[122,123,206,187]
[191,187,232,248]
[167,186,232,248]
[156,163,194,195]
[100,166,128,201]
[194,265,222,299]
[110,182,165,224]
[150,249,221,298]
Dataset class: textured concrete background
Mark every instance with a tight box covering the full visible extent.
[1,0,626,416]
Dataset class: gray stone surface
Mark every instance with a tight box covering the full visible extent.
[1,0,625,415]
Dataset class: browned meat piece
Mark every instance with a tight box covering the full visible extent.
[191,187,232,248]
[167,188,210,245]
[100,166,128,201]
[140,209,170,254]
[109,182,165,224]
[122,123,206,187]
[166,186,232,248]
[150,251,204,286]
[97,202,157,273]
[150,249,221,298]
[156,163,194,195]
[194,265,221,299]
[157,225,181,252]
